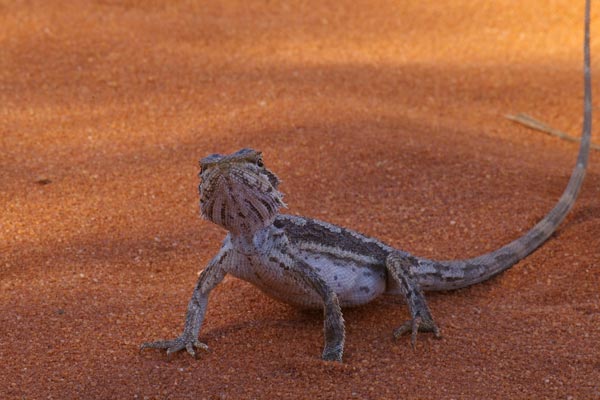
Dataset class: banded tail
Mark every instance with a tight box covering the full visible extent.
[417,0,593,291]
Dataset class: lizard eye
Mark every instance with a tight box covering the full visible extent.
[256,158,264,168]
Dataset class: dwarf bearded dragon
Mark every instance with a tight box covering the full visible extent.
[142,0,593,362]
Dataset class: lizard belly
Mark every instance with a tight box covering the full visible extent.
[298,251,387,308]
[224,224,388,309]
[227,258,322,308]
[226,251,386,309]
[227,252,386,308]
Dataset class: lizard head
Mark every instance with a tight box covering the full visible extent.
[198,148,286,234]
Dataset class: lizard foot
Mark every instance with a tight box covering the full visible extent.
[321,345,343,362]
[140,336,209,359]
[393,315,441,349]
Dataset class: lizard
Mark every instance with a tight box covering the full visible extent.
[141,0,593,362]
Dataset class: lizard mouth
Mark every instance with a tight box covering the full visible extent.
[199,164,285,233]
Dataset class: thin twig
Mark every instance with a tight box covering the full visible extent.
[505,113,599,151]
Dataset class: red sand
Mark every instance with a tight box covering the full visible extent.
[1,1,599,398]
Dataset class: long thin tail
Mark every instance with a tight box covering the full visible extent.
[417,0,592,291]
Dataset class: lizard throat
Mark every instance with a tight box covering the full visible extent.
[200,168,285,234]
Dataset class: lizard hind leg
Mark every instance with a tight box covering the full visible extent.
[385,252,442,348]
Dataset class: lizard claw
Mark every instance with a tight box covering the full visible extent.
[393,315,441,349]
[141,336,209,359]
[183,340,209,358]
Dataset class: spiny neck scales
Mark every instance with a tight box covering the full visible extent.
[199,148,285,235]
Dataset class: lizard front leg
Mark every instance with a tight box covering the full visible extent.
[386,252,441,348]
[140,251,228,358]
[277,251,346,361]
[319,287,345,362]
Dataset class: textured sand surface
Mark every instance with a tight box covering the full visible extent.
[1,1,599,398]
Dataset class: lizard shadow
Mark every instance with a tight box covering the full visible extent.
[555,205,600,234]
[202,285,459,342]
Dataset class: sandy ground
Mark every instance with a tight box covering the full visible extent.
[1,0,599,398]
